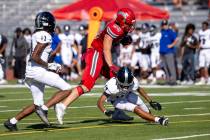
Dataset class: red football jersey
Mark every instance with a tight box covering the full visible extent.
[91,21,126,52]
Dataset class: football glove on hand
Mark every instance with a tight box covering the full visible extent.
[48,63,61,73]
[149,101,162,111]
[104,110,114,117]
[109,65,120,75]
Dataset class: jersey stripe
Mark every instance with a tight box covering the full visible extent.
[90,51,99,77]
[107,27,118,39]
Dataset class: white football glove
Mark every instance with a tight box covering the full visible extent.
[48,63,61,73]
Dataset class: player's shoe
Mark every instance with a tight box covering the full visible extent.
[35,105,50,126]
[54,103,66,125]
[4,119,18,131]
[158,116,169,126]
[112,109,134,121]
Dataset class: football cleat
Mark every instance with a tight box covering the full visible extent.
[158,117,169,126]
[35,105,50,126]
[54,103,66,125]
[4,119,18,131]
[112,109,134,121]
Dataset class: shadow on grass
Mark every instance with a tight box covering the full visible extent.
[23,119,148,131]
[0,95,4,98]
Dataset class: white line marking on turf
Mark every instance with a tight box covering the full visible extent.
[0,119,210,137]
[184,107,205,110]
[152,133,210,140]
[0,84,197,89]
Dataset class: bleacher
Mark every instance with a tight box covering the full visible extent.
[0,0,208,41]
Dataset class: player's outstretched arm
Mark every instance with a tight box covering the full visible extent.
[97,93,114,117]
[137,87,162,110]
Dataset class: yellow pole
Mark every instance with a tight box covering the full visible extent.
[87,7,103,48]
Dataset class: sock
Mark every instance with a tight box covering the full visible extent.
[41,105,48,111]
[154,117,160,123]
[60,103,67,110]
[10,117,18,124]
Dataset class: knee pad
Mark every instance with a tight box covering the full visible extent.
[76,86,84,96]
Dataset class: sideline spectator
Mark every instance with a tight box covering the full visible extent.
[196,21,210,85]
[0,34,8,84]
[79,24,88,71]
[159,20,178,85]
[180,23,198,85]
[11,27,28,84]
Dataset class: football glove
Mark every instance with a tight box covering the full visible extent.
[48,63,61,73]
[149,101,162,111]
[109,65,120,75]
[104,110,114,117]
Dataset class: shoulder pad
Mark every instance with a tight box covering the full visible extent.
[104,78,119,94]
[106,22,123,39]
[36,31,52,44]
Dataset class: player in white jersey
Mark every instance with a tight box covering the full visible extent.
[59,24,75,67]
[119,35,134,67]
[196,21,210,85]
[131,27,142,71]
[149,25,162,84]
[138,23,151,83]
[4,12,72,131]
[97,67,168,126]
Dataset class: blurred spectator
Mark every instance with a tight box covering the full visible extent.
[11,27,28,84]
[50,25,62,64]
[79,24,88,71]
[0,34,8,84]
[172,0,183,10]
[196,21,210,85]
[138,23,151,84]
[131,27,141,76]
[59,24,76,80]
[148,24,162,84]
[160,20,178,85]
[118,35,134,67]
[23,28,32,62]
[180,23,198,85]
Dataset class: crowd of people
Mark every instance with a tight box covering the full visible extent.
[0,17,210,86]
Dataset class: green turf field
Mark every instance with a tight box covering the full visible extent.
[0,86,210,140]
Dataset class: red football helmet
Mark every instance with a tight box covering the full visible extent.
[115,8,136,33]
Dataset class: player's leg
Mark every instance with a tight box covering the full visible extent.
[114,99,168,126]
[54,49,103,124]
[196,50,206,85]
[127,92,150,113]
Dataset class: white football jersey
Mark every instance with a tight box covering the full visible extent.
[119,45,133,66]
[29,30,52,68]
[104,77,139,102]
[149,32,161,53]
[59,33,75,66]
[198,29,210,48]
[59,33,75,48]
[139,32,150,49]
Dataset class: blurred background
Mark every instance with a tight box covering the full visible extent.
[0,0,209,85]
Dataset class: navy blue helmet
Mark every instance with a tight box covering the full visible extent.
[149,24,157,36]
[35,11,55,33]
[116,67,134,88]
[141,23,150,33]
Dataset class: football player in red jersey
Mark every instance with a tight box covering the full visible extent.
[39,8,136,125]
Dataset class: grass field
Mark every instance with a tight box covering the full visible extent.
[0,85,210,140]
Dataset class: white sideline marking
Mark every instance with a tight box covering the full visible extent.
[0,84,200,89]
[0,106,7,108]
[152,133,210,140]
[184,107,205,110]
[0,93,210,102]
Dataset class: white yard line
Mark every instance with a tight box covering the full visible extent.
[184,107,205,110]
[0,84,198,89]
[152,133,210,140]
